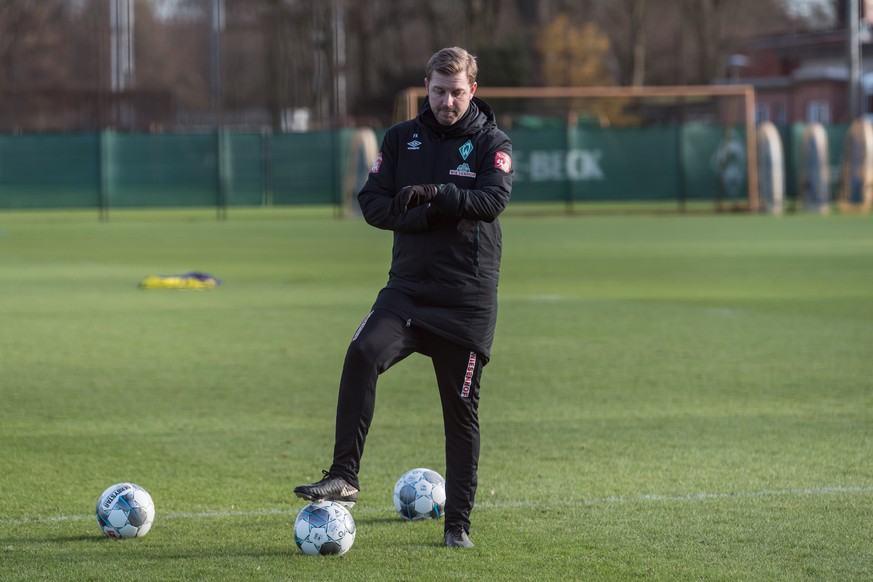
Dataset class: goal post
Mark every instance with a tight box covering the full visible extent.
[395,85,759,212]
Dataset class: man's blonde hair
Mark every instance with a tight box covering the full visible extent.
[426,47,478,86]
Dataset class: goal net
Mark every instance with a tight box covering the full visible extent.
[394,85,759,213]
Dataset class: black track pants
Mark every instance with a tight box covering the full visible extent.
[329,309,482,531]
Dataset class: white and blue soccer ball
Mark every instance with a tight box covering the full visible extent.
[393,467,446,521]
[294,501,356,556]
[96,482,155,539]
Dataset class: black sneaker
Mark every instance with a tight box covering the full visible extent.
[444,525,474,548]
[294,470,359,507]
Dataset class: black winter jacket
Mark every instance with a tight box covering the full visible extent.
[357,97,512,362]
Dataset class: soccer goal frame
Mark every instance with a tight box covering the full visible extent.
[396,85,759,211]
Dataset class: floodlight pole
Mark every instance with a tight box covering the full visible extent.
[212,0,227,220]
[109,0,135,128]
[333,0,347,123]
[849,0,862,121]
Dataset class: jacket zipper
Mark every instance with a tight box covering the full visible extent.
[473,222,480,267]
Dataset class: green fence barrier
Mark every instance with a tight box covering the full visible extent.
[104,132,218,208]
[271,130,350,206]
[0,130,352,210]
[0,124,850,211]
[507,124,745,205]
[0,134,100,208]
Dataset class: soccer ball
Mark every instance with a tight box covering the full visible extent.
[294,501,356,556]
[96,482,155,539]
[393,467,446,521]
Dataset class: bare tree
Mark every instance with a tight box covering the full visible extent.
[0,0,69,86]
[677,0,796,84]
[626,0,647,86]
[136,1,212,116]
[0,0,833,130]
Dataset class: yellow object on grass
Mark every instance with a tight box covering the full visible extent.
[139,272,220,290]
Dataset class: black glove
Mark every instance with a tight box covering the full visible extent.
[391,184,439,215]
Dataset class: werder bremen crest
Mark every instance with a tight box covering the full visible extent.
[459,140,473,160]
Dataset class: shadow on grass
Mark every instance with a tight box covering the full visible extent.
[352,515,405,525]
[1,534,104,545]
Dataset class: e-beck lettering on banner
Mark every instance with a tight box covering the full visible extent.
[512,149,604,182]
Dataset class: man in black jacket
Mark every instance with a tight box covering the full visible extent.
[294,47,512,549]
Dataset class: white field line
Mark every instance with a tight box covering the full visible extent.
[3,485,872,526]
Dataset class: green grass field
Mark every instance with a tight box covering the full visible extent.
[1,207,872,581]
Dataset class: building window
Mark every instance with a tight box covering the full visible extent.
[756,104,771,123]
[806,100,831,124]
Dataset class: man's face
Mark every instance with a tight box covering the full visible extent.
[425,71,477,126]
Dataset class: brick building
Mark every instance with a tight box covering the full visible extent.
[728,1,873,125]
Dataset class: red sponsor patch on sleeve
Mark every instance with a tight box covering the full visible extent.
[495,151,512,174]
[370,152,383,173]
